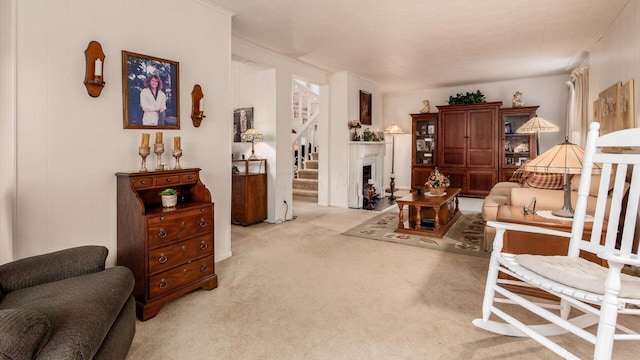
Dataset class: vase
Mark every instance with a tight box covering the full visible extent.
[161,194,177,208]
[429,187,445,195]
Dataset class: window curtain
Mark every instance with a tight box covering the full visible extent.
[569,66,589,146]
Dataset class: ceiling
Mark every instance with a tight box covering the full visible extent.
[205,0,628,93]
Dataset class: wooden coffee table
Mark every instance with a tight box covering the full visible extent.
[395,188,461,238]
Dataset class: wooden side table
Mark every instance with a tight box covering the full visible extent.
[496,205,606,299]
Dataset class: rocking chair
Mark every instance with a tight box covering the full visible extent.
[473,122,640,359]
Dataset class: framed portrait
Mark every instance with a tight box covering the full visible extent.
[122,51,180,129]
[233,107,254,142]
[427,124,435,135]
[517,157,529,166]
[416,139,426,151]
[360,90,372,125]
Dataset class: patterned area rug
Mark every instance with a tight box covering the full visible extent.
[342,209,489,258]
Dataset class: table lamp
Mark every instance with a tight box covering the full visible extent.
[384,123,405,200]
[241,128,263,159]
[516,115,559,155]
[524,137,601,217]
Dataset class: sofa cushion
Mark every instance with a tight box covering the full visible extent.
[0,308,51,360]
[571,174,616,197]
[0,266,134,360]
[522,172,564,190]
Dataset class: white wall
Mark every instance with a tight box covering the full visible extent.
[1,0,233,265]
[231,39,329,216]
[231,62,279,222]
[328,71,382,207]
[382,74,570,188]
[588,0,640,127]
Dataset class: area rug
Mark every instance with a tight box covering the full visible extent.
[342,209,489,258]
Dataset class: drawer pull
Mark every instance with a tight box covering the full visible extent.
[181,221,186,227]
[141,180,147,185]
[201,208,205,212]
[158,253,168,263]
[182,245,186,251]
[183,269,187,275]
[200,241,208,250]
[199,218,207,227]
[200,264,208,272]
[159,279,167,289]
[188,175,194,180]
[165,178,172,182]
[158,228,168,239]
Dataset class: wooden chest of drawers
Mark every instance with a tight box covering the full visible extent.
[116,168,218,321]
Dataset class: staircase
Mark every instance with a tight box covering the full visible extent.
[293,152,318,201]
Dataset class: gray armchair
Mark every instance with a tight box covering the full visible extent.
[0,246,135,359]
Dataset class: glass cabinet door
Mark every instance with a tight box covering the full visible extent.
[414,118,436,165]
[499,106,538,180]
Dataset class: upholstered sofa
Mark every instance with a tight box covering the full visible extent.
[482,173,627,251]
[0,246,135,359]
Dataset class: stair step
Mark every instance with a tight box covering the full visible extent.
[310,152,318,160]
[305,160,318,170]
[298,169,318,179]
[293,189,318,201]
[293,178,318,191]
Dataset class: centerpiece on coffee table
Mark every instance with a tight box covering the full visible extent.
[425,167,450,195]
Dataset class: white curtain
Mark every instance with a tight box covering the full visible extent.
[569,66,589,146]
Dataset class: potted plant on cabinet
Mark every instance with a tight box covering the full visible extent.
[159,188,178,207]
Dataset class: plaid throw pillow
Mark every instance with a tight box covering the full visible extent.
[509,162,531,183]
[523,172,564,190]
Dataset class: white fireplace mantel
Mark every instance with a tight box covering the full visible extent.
[348,142,386,208]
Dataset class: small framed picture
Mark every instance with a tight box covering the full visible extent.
[416,139,426,151]
[517,157,529,166]
[427,124,435,135]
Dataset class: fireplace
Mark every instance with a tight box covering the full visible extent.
[348,142,385,208]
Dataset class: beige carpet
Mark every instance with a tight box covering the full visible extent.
[126,198,637,360]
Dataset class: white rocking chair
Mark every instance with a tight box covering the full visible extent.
[473,122,640,360]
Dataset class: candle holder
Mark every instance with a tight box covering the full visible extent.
[389,176,397,201]
[154,143,164,171]
[138,146,150,172]
[173,149,182,169]
[83,40,106,97]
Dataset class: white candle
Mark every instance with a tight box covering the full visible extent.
[368,179,373,185]
[94,58,103,77]
[199,98,204,112]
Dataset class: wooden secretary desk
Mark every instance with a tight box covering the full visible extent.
[116,168,218,320]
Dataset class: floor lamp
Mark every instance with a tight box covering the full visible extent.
[384,124,405,200]
[515,115,559,155]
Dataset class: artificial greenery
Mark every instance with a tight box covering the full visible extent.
[448,90,486,105]
[159,188,178,196]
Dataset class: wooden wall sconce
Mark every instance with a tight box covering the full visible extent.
[83,40,105,97]
[191,84,206,127]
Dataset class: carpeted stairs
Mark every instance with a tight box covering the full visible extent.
[293,152,318,201]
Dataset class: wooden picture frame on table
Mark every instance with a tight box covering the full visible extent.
[360,90,372,125]
[122,51,180,129]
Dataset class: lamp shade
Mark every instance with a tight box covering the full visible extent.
[516,116,560,134]
[524,138,601,175]
[241,128,263,143]
[384,123,404,134]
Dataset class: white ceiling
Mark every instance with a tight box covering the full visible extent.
[205,0,629,93]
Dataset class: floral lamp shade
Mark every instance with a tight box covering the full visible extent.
[241,128,263,159]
